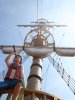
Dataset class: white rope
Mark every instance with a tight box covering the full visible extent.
[48,55,75,95]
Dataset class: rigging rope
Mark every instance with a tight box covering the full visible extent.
[58,33,65,47]
[18,32,24,44]
[36,0,43,20]
[42,62,50,91]
[41,0,43,18]
[43,63,50,91]
[0,55,8,81]
[17,27,24,44]
[37,0,38,20]
[48,55,75,95]
[42,63,50,79]
[0,68,8,81]
[21,51,29,63]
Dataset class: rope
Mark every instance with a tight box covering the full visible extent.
[41,0,43,18]
[21,51,29,64]
[17,26,24,43]
[58,33,65,47]
[48,55,75,95]
[42,63,50,79]
[44,64,50,91]
[0,68,8,81]
[18,32,24,44]
[42,63,50,91]
[36,0,43,19]
[37,0,38,20]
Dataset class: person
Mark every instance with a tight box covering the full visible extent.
[0,51,25,100]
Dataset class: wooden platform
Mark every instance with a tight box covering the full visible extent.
[0,88,62,100]
[0,88,13,94]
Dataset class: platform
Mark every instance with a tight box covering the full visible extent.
[0,88,62,100]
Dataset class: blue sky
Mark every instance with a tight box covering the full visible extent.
[0,0,75,100]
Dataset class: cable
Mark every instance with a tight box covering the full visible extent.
[58,56,74,78]
[58,33,65,47]
[37,0,38,20]
[17,27,24,44]
[48,55,75,95]
[0,68,8,81]
[42,63,50,91]
[42,63,50,79]
[20,51,29,63]
[18,32,24,43]
[41,0,43,18]
[0,55,8,81]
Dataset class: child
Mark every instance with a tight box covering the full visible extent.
[0,51,25,100]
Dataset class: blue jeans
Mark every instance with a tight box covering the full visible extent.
[0,79,22,90]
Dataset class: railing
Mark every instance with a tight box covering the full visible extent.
[0,88,62,100]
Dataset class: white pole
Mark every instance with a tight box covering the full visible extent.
[25,57,42,100]
[27,57,42,90]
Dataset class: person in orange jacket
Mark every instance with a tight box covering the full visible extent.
[0,51,25,100]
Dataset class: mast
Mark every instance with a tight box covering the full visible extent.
[27,57,42,90]
[23,19,55,99]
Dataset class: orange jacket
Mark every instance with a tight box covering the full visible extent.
[6,63,24,81]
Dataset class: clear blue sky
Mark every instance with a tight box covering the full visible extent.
[0,0,75,100]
